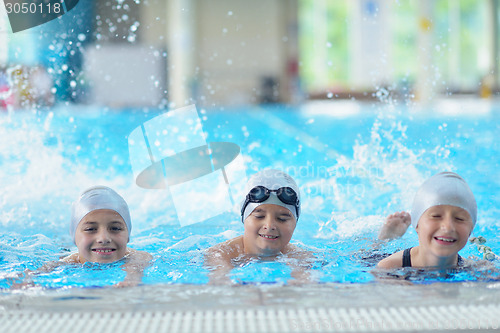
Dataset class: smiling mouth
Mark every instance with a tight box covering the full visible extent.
[434,236,456,243]
[259,234,279,240]
[92,248,116,254]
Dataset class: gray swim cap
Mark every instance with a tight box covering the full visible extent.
[411,172,477,229]
[70,186,132,243]
[241,169,300,222]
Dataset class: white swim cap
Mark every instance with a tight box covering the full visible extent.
[411,172,477,229]
[70,186,132,243]
[241,169,301,222]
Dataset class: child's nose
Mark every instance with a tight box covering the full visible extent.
[96,230,111,243]
[440,215,455,231]
[262,217,277,230]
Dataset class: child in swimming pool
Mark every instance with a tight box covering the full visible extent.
[14,186,152,288]
[205,169,313,284]
[377,172,477,269]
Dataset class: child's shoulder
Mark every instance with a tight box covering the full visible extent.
[206,236,244,259]
[126,248,153,261]
[60,252,80,264]
[283,243,313,258]
[377,250,404,269]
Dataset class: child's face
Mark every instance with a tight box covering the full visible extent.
[416,205,473,259]
[243,204,297,256]
[74,209,129,264]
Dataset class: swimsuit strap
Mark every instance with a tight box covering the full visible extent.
[402,248,463,268]
[402,247,413,267]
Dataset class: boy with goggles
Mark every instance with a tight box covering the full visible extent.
[205,169,312,284]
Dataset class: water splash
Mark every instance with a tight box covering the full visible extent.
[312,107,454,240]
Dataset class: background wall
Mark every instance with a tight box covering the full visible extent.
[1,0,499,109]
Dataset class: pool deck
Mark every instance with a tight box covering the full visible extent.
[1,282,500,332]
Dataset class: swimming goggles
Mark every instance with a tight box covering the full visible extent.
[241,186,300,219]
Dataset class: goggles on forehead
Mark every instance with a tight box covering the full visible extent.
[241,186,300,220]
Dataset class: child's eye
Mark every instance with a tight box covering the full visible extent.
[110,226,124,231]
[83,228,96,232]
[455,217,465,222]
[254,215,265,219]
[277,217,290,222]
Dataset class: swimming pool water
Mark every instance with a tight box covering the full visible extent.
[0,101,499,288]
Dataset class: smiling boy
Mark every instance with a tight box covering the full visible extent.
[65,209,131,264]
[11,186,152,289]
[61,186,152,286]
[205,169,312,284]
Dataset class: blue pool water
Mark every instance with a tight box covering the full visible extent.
[0,101,499,288]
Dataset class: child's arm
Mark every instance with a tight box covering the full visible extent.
[284,244,316,284]
[10,260,65,289]
[115,248,153,288]
[204,237,242,285]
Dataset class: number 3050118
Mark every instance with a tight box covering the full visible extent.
[5,2,62,14]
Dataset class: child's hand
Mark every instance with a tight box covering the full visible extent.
[378,211,411,240]
[5,271,35,290]
[10,280,36,290]
[8,273,36,290]
[113,280,140,288]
